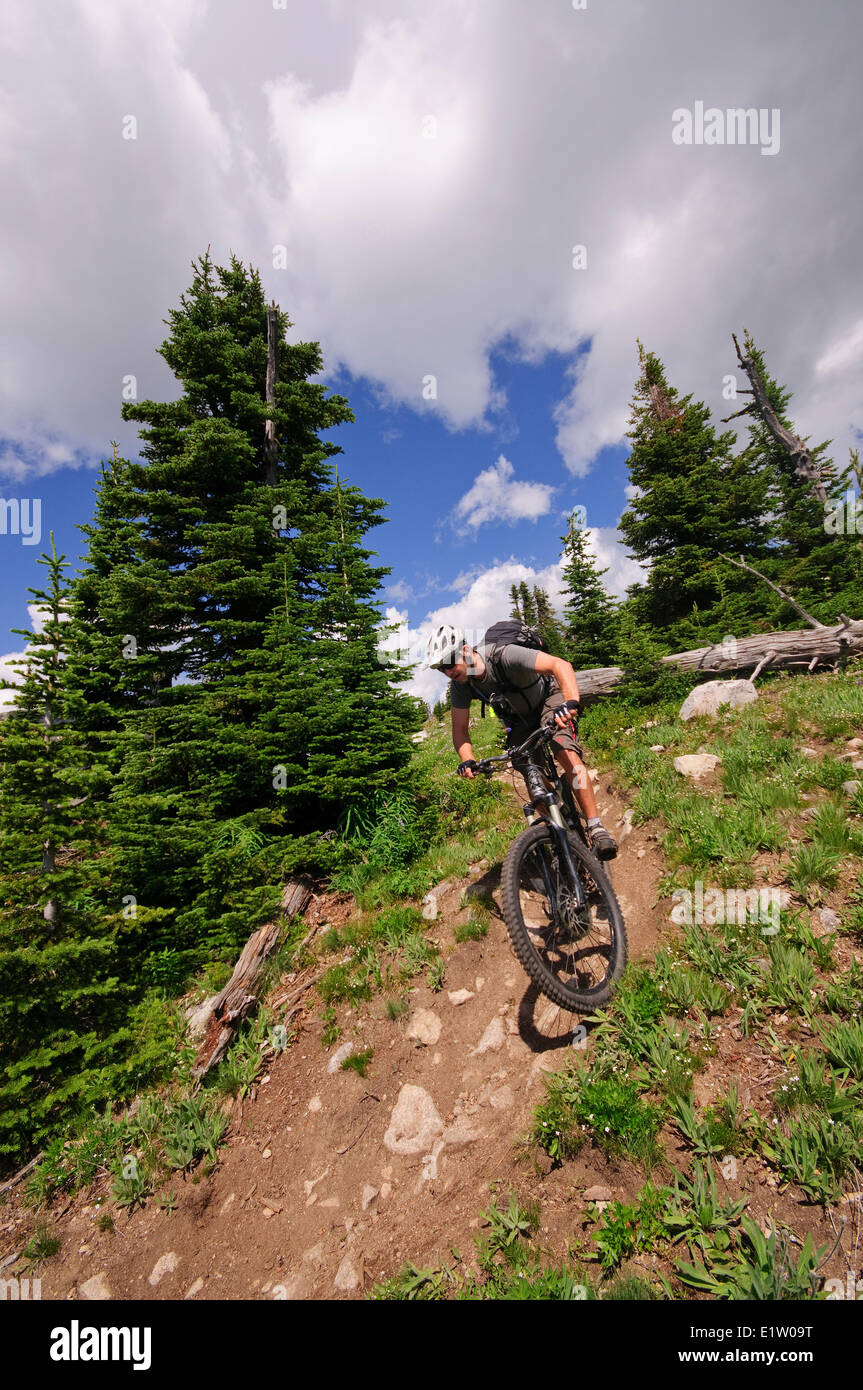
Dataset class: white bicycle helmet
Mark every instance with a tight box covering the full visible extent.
[425,623,466,670]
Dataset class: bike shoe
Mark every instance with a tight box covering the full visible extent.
[588,826,618,860]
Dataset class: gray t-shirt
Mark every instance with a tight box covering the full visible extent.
[450,643,551,720]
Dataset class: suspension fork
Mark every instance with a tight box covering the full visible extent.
[545,808,587,910]
[520,756,586,912]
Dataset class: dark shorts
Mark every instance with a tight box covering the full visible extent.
[504,681,583,760]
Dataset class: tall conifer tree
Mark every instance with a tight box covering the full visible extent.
[618,343,772,646]
[74,252,420,964]
[558,514,619,669]
[0,540,125,1161]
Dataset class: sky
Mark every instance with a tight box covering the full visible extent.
[1,0,861,707]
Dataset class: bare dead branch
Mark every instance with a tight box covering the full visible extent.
[731,331,829,504]
[718,552,826,629]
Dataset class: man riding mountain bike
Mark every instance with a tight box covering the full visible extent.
[425,623,618,860]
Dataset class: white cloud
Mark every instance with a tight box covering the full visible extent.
[0,647,26,715]
[814,319,863,378]
[386,527,645,706]
[386,578,414,602]
[451,455,554,532]
[0,0,860,488]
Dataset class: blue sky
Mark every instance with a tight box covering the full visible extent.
[0,345,636,707]
[2,0,861,708]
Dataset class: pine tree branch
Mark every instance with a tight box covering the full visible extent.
[717,552,826,630]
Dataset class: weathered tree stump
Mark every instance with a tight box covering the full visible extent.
[191,874,314,1079]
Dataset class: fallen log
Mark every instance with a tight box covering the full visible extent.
[191,873,314,1080]
[575,618,863,705]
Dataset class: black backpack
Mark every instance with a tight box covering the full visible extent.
[469,620,551,721]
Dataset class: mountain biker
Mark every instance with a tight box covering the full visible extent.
[425,624,618,860]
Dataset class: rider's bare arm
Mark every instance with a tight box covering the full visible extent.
[533,652,581,706]
[451,705,475,766]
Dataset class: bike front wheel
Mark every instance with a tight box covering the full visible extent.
[500,822,627,1012]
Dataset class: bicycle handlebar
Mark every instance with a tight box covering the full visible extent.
[471,722,556,776]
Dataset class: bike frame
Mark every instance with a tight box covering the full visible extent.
[474,725,587,913]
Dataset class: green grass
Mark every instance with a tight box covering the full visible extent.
[531,1062,665,1167]
[454,914,490,944]
[676,1215,827,1299]
[591,1181,670,1273]
[341,1047,374,1078]
[22,1221,61,1266]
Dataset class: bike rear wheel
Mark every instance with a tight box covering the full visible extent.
[501,822,627,1011]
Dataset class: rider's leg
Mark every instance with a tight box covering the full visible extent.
[551,738,618,860]
[552,745,599,820]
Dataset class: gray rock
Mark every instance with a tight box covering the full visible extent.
[447,988,474,1006]
[79,1273,111,1300]
[273,1273,313,1299]
[674,753,722,780]
[360,1184,378,1211]
[649,744,666,753]
[817,908,842,936]
[470,1016,506,1056]
[406,1008,442,1046]
[421,891,439,922]
[486,1085,514,1111]
[148,1252,179,1287]
[679,679,758,722]
[842,780,862,797]
[327,1041,354,1074]
[333,1255,361,1292]
[584,1184,614,1203]
[442,1114,483,1148]
[383,1084,444,1155]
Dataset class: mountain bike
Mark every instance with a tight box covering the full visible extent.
[471,723,627,1012]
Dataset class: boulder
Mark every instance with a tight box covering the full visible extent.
[673,753,723,780]
[406,1009,442,1046]
[679,679,758,722]
[421,891,439,922]
[383,1085,444,1156]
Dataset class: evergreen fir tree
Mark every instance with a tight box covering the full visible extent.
[531,585,567,657]
[74,252,421,967]
[559,513,619,669]
[0,540,126,1162]
[518,581,537,626]
[618,342,773,646]
[727,333,862,622]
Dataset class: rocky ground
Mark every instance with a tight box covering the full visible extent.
[2,769,670,1300]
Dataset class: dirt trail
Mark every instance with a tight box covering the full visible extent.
[8,771,670,1301]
